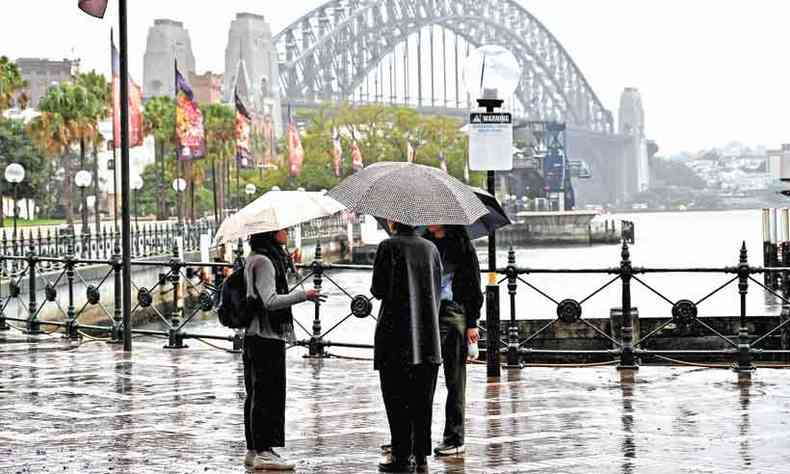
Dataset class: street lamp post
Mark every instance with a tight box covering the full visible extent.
[463,45,522,377]
[244,183,256,206]
[75,170,93,234]
[4,163,25,255]
[131,175,143,228]
[172,178,187,229]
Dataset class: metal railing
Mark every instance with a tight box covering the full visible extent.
[0,220,216,272]
[3,236,790,385]
[0,234,236,349]
[483,241,790,383]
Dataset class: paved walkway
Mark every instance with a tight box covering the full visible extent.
[1,331,790,473]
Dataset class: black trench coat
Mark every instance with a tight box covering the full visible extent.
[371,228,443,370]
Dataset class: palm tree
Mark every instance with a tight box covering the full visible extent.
[143,96,175,219]
[35,82,100,226]
[76,71,111,232]
[0,56,27,112]
[200,103,235,222]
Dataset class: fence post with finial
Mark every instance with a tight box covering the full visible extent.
[505,246,521,367]
[26,238,41,334]
[617,240,638,383]
[735,241,755,384]
[308,240,326,358]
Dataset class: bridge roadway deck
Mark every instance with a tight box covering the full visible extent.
[1,332,789,473]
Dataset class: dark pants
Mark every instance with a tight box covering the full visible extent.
[243,336,286,451]
[439,301,467,446]
[379,363,439,462]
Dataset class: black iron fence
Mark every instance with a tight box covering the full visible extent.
[2,237,790,384]
[0,221,216,271]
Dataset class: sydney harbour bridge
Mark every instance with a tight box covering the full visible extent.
[146,0,651,206]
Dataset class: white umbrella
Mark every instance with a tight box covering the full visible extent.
[212,190,346,246]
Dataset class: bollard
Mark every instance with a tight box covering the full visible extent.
[63,257,79,340]
[505,247,521,368]
[308,241,327,358]
[734,242,754,385]
[617,241,638,383]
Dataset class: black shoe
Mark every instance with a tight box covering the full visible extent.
[414,456,429,473]
[378,456,415,473]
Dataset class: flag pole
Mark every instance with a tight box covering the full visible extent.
[110,28,119,241]
[118,0,132,352]
[174,59,183,228]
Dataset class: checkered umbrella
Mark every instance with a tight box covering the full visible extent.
[328,162,488,226]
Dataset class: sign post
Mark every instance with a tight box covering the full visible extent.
[464,44,521,378]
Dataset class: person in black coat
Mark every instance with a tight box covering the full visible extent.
[424,225,483,456]
[371,220,442,473]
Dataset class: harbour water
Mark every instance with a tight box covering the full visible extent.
[174,209,779,356]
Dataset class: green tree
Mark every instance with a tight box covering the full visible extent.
[0,56,27,112]
[291,103,474,187]
[0,119,48,224]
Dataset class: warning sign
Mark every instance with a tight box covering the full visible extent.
[468,112,513,171]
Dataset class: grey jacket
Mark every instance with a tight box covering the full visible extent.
[244,253,307,341]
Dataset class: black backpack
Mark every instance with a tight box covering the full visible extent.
[217,266,265,329]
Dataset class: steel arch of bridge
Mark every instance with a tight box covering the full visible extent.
[274,0,614,134]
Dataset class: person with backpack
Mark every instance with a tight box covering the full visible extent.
[241,228,322,471]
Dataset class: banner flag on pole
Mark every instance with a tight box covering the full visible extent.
[234,87,253,169]
[175,64,205,161]
[112,32,143,148]
[332,130,343,177]
[351,141,363,172]
[78,0,108,18]
[287,117,304,177]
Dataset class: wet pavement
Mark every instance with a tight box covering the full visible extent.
[2,331,790,473]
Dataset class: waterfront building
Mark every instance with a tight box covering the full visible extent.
[15,58,79,108]
[189,71,223,104]
[143,19,196,99]
[223,12,283,137]
[618,87,650,198]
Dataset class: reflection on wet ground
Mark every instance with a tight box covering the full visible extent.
[1,332,790,473]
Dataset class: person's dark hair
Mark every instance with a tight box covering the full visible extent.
[249,231,278,252]
[249,230,294,273]
[392,221,415,234]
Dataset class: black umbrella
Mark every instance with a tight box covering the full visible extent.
[465,186,511,240]
[375,186,510,240]
[328,162,488,226]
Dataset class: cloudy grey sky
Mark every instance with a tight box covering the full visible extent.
[2,1,787,155]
